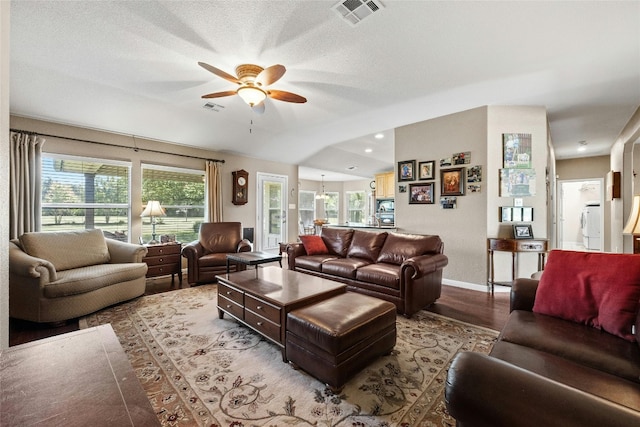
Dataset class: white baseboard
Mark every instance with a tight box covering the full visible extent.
[442,278,511,293]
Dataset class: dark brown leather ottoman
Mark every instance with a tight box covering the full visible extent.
[286,292,397,392]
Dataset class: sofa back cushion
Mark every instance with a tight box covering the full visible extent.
[19,229,110,271]
[199,222,242,254]
[321,228,354,257]
[347,230,388,262]
[533,250,640,342]
[377,233,443,265]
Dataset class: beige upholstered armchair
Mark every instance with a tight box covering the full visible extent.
[181,222,252,285]
[9,229,148,323]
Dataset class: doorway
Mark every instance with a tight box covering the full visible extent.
[557,179,604,251]
[256,173,288,253]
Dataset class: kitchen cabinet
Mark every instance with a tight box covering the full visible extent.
[375,171,395,198]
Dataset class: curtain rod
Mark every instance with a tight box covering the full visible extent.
[9,128,225,163]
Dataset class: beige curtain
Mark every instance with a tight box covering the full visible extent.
[10,131,45,239]
[205,160,223,222]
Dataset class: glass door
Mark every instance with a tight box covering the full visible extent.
[256,173,287,252]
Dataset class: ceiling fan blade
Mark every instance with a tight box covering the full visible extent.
[256,64,286,86]
[252,101,265,115]
[198,62,240,84]
[268,89,307,103]
[201,90,237,99]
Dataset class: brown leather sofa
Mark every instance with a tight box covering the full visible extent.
[181,222,251,285]
[286,227,448,317]
[445,277,640,427]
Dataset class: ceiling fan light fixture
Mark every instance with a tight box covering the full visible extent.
[237,86,267,106]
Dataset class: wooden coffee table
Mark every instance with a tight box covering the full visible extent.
[216,266,346,361]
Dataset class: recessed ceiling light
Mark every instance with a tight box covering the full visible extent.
[365,148,373,153]
[374,133,384,139]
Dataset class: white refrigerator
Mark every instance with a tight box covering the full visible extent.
[581,202,601,250]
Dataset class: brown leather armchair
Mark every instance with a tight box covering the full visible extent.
[181,222,251,285]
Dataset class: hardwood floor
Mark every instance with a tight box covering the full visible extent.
[9,274,510,347]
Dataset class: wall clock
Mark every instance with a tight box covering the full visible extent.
[232,169,249,205]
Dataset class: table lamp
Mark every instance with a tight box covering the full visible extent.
[141,200,166,244]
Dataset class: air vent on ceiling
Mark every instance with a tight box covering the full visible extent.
[203,102,225,112]
[332,0,384,26]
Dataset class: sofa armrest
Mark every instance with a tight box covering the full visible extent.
[511,278,539,312]
[9,241,57,282]
[401,253,448,279]
[445,351,640,427]
[286,243,307,270]
[106,239,148,263]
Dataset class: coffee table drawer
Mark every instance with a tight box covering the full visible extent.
[245,294,281,324]
[244,310,280,343]
[218,295,244,319]
[218,283,244,305]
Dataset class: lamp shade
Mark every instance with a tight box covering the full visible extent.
[237,86,267,106]
[141,200,166,217]
[623,195,640,234]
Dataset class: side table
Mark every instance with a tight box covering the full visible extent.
[143,242,183,285]
[487,237,548,293]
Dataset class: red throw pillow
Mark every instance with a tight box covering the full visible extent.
[299,235,328,255]
[533,250,640,342]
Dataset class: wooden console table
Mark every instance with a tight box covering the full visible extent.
[487,237,548,292]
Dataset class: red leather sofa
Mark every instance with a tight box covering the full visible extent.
[445,250,640,427]
[286,227,448,317]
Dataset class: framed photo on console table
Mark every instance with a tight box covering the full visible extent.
[513,224,534,239]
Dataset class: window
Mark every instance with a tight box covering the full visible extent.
[41,154,131,240]
[142,164,205,244]
[324,192,339,224]
[299,190,316,228]
[346,191,366,224]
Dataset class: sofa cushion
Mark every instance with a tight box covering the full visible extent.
[20,229,110,272]
[347,230,387,262]
[533,250,640,342]
[377,233,442,265]
[299,235,329,255]
[295,254,338,272]
[321,228,354,257]
[499,310,640,384]
[355,263,401,290]
[43,263,148,298]
[322,258,372,279]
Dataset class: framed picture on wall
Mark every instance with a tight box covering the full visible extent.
[418,161,435,180]
[513,224,534,239]
[409,183,435,204]
[398,160,416,181]
[441,167,465,196]
[503,133,532,168]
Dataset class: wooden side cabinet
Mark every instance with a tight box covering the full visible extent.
[487,237,548,293]
[143,242,182,285]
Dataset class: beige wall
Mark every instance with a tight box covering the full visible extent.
[1,1,10,349]
[395,106,549,286]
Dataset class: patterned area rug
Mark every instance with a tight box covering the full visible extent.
[80,285,498,426]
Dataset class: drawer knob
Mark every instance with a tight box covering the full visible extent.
[256,305,263,310]
[159,258,164,262]
[256,321,263,326]
[226,291,232,295]
[226,305,231,308]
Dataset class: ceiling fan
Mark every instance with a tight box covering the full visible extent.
[198,62,307,114]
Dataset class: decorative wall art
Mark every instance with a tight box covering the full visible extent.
[398,185,407,193]
[418,161,435,180]
[409,183,435,204]
[500,207,534,223]
[499,168,536,197]
[467,165,482,183]
[441,167,465,196]
[503,133,532,168]
[440,196,457,209]
[468,184,481,193]
[398,160,416,181]
[440,157,452,167]
[453,151,471,165]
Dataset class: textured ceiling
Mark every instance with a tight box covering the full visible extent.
[9,1,640,181]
